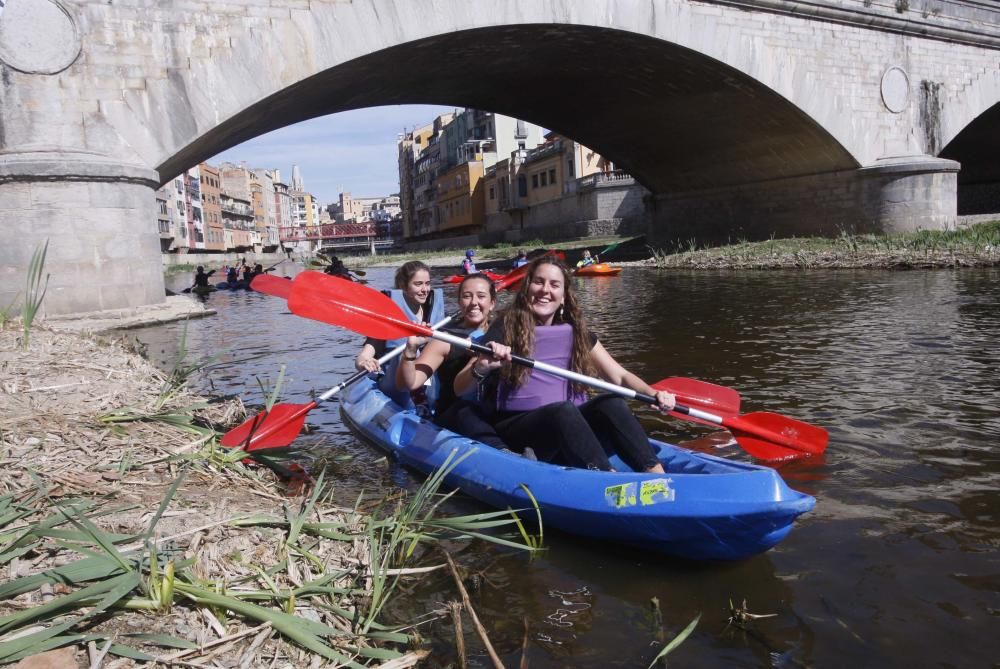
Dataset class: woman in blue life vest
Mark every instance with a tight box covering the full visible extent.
[395,273,511,449]
[453,256,675,472]
[355,260,445,409]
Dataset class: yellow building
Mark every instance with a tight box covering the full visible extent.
[436,159,485,235]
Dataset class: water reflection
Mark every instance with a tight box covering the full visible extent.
[148,266,1000,668]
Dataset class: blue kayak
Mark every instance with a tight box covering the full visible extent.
[340,379,815,561]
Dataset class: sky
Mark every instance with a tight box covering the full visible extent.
[209,105,457,208]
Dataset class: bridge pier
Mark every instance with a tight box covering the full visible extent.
[650,155,961,245]
[0,153,165,316]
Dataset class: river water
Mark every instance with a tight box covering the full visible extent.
[154,266,1000,668]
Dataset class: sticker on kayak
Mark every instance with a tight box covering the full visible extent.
[605,478,675,508]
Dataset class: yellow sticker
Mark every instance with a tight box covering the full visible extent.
[604,482,637,508]
[640,478,676,505]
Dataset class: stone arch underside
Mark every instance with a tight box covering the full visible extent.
[941,101,1000,216]
[156,26,857,196]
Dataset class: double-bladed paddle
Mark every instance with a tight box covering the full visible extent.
[284,271,828,461]
[222,268,531,451]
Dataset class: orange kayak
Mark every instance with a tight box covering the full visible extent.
[573,263,622,277]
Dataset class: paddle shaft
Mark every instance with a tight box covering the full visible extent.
[431,329,814,453]
[318,313,455,403]
[313,267,527,403]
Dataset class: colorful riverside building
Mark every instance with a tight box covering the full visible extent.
[484,131,648,242]
[397,109,544,241]
[199,163,225,252]
[157,161,319,256]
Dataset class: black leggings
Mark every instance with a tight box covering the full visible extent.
[493,394,660,472]
[434,399,510,451]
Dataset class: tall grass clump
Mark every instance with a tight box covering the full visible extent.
[0,454,539,665]
[20,239,50,351]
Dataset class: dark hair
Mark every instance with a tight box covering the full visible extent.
[394,260,430,289]
[500,255,593,392]
[457,273,498,328]
[458,273,497,299]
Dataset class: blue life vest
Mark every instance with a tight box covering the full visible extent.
[378,287,446,410]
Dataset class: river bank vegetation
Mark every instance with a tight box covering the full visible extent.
[0,325,539,667]
[644,220,1000,270]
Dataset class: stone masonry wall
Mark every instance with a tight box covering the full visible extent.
[652,159,959,246]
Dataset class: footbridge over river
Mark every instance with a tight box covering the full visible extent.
[2,0,999,314]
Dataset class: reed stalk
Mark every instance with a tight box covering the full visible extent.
[20,239,49,351]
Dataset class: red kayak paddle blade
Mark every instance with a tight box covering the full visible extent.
[288,271,427,341]
[728,431,804,462]
[220,402,316,451]
[652,377,741,417]
[728,411,829,459]
[496,266,527,290]
[251,274,292,299]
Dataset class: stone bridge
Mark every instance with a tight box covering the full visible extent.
[1,0,998,314]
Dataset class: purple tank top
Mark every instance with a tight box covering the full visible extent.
[497,324,587,412]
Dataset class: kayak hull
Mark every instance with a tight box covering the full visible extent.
[444,270,506,284]
[340,379,815,561]
[574,263,622,277]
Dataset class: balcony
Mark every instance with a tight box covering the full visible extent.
[523,140,562,165]
[569,169,635,193]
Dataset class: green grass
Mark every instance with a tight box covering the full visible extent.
[648,220,1000,269]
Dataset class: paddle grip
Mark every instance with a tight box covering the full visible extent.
[317,313,456,403]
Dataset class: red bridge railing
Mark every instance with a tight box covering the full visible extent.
[279,223,375,242]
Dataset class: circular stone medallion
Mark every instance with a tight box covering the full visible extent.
[0,0,81,75]
[881,66,910,114]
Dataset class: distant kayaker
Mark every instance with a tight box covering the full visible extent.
[396,273,511,450]
[193,266,210,288]
[512,250,528,269]
[462,249,477,275]
[355,261,444,411]
[241,263,253,283]
[576,249,596,268]
[226,266,239,284]
[324,255,350,279]
[454,255,675,472]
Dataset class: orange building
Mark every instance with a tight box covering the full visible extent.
[436,159,485,235]
[199,163,225,251]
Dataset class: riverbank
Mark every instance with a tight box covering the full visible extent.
[635,221,1000,270]
[336,221,1000,272]
[0,325,524,667]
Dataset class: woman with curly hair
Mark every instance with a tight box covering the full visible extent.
[453,255,675,472]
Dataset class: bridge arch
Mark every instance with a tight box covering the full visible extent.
[940,70,1000,215]
[148,23,856,195]
[4,0,995,315]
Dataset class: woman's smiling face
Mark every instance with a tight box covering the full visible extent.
[527,263,565,325]
[458,277,495,328]
[404,269,431,304]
